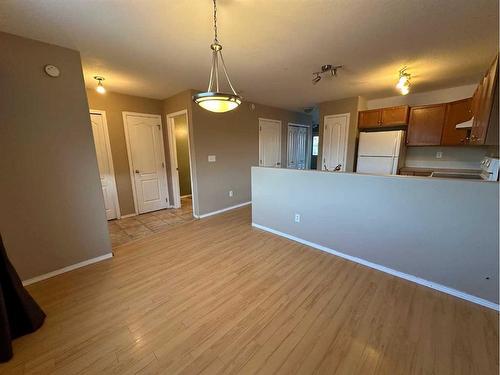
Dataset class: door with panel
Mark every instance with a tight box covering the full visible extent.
[259,119,282,167]
[123,113,169,214]
[322,114,349,171]
[90,112,119,220]
[287,125,308,169]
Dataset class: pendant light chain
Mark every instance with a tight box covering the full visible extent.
[192,0,241,112]
[213,0,218,43]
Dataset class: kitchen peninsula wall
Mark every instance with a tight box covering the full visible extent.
[252,166,499,308]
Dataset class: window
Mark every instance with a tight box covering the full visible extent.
[312,135,319,156]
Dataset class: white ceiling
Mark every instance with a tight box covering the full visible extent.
[0,0,498,111]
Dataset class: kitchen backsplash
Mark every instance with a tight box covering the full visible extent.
[405,146,498,170]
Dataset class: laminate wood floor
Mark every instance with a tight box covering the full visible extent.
[1,206,498,374]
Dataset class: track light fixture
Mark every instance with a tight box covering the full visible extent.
[312,64,343,85]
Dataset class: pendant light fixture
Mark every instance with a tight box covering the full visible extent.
[396,67,411,95]
[94,76,106,94]
[192,0,241,113]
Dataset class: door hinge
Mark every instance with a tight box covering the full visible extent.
[162,162,165,168]
[157,125,161,130]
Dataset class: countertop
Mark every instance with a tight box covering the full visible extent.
[399,166,481,174]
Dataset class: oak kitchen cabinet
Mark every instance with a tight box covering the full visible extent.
[440,98,472,146]
[358,105,409,129]
[470,56,498,145]
[406,104,446,146]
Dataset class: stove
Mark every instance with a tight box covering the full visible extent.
[430,157,499,181]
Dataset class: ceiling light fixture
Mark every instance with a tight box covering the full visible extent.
[192,0,241,113]
[312,64,343,85]
[94,76,106,94]
[396,67,411,95]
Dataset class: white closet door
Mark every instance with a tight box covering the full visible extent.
[287,125,308,169]
[123,113,168,214]
[90,112,119,220]
[296,127,308,169]
[259,119,282,167]
[322,114,349,171]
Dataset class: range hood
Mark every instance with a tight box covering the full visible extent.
[455,117,474,129]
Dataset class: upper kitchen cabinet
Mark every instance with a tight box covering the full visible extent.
[358,105,409,129]
[406,104,446,146]
[470,56,498,145]
[440,98,472,146]
[358,109,382,129]
[381,106,409,126]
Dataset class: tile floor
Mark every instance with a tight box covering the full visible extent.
[108,196,195,247]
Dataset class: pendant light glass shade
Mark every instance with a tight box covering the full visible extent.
[193,0,241,113]
[193,92,242,113]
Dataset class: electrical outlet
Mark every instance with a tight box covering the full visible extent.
[294,213,301,223]
[436,151,443,159]
[229,190,233,197]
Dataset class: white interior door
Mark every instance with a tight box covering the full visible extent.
[259,118,282,167]
[287,125,308,169]
[90,111,120,220]
[322,113,349,171]
[123,113,168,214]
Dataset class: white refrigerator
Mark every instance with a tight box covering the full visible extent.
[356,130,405,175]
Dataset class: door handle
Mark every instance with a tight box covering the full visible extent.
[135,170,140,174]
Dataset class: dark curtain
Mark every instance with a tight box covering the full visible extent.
[0,235,45,362]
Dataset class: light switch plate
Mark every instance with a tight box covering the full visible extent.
[208,155,216,162]
[436,151,443,159]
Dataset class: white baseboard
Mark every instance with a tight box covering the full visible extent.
[22,253,114,286]
[251,223,499,311]
[180,194,192,198]
[119,213,137,219]
[198,201,251,219]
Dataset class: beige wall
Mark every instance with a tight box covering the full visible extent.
[86,89,164,215]
[173,114,192,196]
[187,97,309,216]
[162,90,197,212]
[0,32,111,280]
[318,97,361,172]
[162,91,310,216]
[405,146,497,169]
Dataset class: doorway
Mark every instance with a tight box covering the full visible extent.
[322,113,350,171]
[166,110,195,214]
[259,118,282,167]
[287,123,309,169]
[122,112,169,214]
[89,110,120,220]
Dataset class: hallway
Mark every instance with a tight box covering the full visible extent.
[108,196,194,247]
